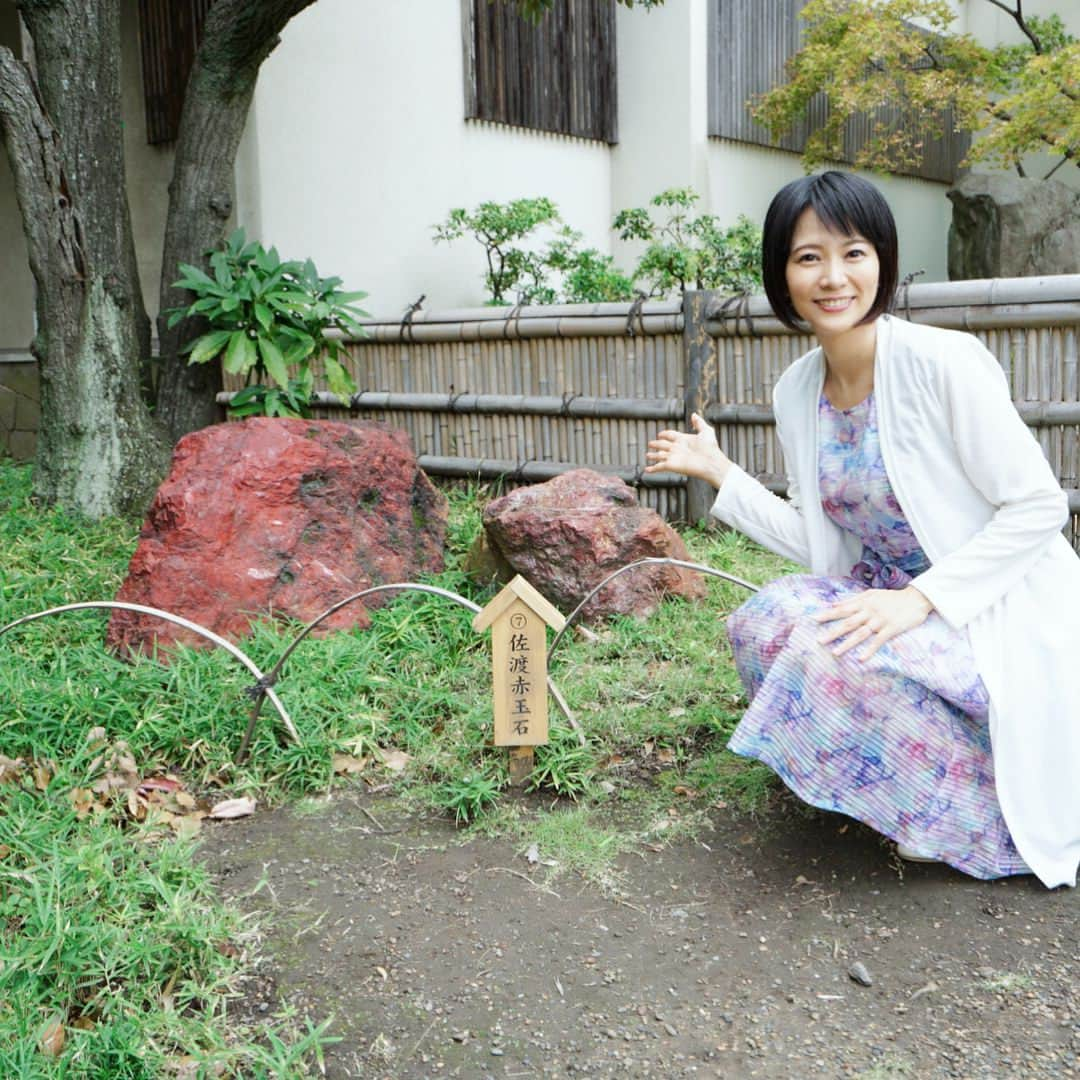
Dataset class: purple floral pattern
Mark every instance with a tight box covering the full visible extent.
[726,392,1028,879]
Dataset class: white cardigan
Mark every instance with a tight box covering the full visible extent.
[711,314,1080,888]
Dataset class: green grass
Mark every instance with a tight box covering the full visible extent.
[0,460,791,1075]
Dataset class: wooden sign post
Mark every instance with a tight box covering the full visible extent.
[472,575,566,785]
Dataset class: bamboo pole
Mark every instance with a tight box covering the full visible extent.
[418,455,685,488]
[220,390,1080,429]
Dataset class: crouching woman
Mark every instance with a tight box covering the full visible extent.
[646,171,1080,888]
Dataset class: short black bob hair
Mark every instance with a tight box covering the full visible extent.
[762,171,898,331]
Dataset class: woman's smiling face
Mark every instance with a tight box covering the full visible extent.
[785,207,881,339]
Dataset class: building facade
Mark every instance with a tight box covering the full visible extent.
[1,0,1077,457]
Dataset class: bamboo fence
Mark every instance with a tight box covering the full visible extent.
[219,276,1080,550]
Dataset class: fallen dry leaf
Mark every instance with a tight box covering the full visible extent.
[375,749,411,772]
[138,776,183,795]
[0,755,25,783]
[68,788,99,819]
[32,761,54,792]
[671,785,699,799]
[39,1019,64,1057]
[208,797,256,820]
[333,752,370,776]
[127,789,147,822]
[656,748,676,765]
[85,726,107,746]
[599,754,628,769]
[170,814,205,839]
[166,1056,225,1079]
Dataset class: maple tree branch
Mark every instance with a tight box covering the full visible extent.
[983,0,1043,54]
[985,98,1079,166]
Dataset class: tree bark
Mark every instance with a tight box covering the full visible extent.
[154,0,317,442]
[0,1,169,518]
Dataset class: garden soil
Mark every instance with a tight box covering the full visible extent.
[198,788,1080,1079]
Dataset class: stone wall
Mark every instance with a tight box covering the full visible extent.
[0,354,40,461]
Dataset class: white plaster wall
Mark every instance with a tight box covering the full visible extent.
[701,142,955,284]
[611,2,698,225]
[241,0,613,319]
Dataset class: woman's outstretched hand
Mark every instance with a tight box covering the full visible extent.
[814,586,934,661]
[645,412,732,489]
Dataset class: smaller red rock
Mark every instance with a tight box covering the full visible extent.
[480,469,705,623]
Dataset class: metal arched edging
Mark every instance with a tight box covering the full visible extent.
[0,601,299,751]
[237,582,579,764]
[547,557,759,660]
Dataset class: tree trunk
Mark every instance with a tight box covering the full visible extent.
[1,1,169,518]
[155,0,317,443]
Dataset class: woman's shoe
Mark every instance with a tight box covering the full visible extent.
[896,842,939,863]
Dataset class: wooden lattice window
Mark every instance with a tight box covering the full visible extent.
[138,0,213,145]
[708,0,970,184]
[464,0,618,144]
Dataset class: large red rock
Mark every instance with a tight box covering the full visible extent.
[107,418,447,654]
[480,469,705,622]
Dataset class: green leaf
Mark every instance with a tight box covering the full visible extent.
[323,354,355,403]
[257,335,290,388]
[293,366,315,402]
[253,303,273,333]
[284,339,315,367]
[335,313,370,338]
[186,329,233,364]
[263,388,283,417]
[173,263,227,296]
[229,385,262,407]
[223,330,255,375]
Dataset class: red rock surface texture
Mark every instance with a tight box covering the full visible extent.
[480,469,705,623]
[107,418,447,654]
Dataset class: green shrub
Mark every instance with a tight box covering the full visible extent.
[614,188,763,296]
[169,228,369,418]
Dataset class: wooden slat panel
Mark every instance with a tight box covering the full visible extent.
[465,0,617,144]
[708,0,969,184]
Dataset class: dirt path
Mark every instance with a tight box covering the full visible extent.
[199,789,1079,1079]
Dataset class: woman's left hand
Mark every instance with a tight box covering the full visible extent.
[814,586,934,661]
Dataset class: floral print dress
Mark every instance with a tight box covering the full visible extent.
[726,392,1029,878]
